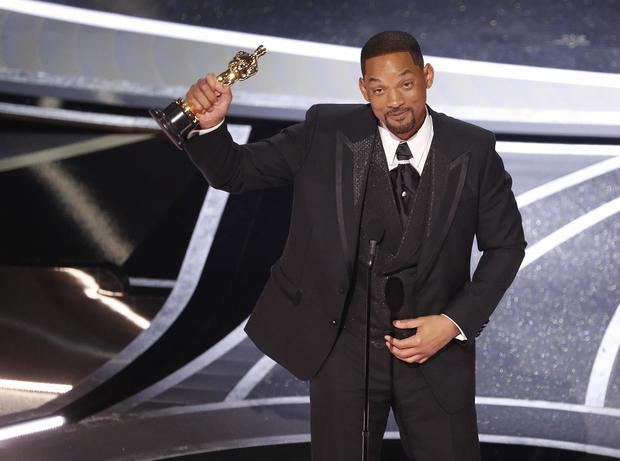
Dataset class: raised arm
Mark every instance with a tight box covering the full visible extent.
[182,74,316,193]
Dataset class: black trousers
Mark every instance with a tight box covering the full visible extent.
[309,327,481,461]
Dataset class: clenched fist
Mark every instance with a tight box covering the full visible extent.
[184,73,233,130]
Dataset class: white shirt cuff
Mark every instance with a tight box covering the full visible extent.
[441,314,467,341]
[187,119,225,139]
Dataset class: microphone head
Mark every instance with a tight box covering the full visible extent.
[367,218,385,243]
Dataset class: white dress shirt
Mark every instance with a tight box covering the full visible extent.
[378,107,433,176]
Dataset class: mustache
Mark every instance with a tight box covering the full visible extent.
[386,108,412,117]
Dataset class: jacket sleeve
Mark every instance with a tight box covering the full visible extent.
[183,105,319,193]
[443,135,527,341]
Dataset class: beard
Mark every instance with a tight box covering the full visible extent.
[384,108,416,135]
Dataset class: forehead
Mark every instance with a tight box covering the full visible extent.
[364,51,420,81]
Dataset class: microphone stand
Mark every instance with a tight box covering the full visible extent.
[362,238,378,461]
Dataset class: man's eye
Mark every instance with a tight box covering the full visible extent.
[373,88,384,95]
[402,81,413,89]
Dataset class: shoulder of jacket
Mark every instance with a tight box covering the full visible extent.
[431,109,495,143]
[306,103,370,123]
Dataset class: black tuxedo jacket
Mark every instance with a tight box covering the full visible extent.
[185,104,526,412]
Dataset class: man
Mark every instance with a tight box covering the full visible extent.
[183,31,526,461]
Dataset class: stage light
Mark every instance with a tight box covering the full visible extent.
[0,416,65,442]
[0,379,72,394]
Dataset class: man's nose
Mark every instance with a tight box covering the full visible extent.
[386,89,403,107]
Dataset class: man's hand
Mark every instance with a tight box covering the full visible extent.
[385,315,459,364]
[184,73,233,130]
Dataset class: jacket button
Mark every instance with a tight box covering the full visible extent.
[338,287,345,294]
[331,320,337,325]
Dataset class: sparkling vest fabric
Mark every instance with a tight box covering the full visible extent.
[343,133,431,348]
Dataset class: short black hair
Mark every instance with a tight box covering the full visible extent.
[360,31,424,75]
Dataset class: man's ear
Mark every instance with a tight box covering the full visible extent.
[359,77,370,102]
[424,63,434,89]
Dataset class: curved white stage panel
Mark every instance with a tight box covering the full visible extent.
[1,0,620,137]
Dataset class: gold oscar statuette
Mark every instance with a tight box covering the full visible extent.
[149,45,267,150]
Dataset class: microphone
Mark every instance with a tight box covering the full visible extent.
[362,218,384,461]
[367,218,385,267]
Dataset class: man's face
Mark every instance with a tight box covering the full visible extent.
[359,52,434,140]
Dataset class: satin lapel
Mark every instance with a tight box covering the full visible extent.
[416,130,470,284]
[335,129,374,277]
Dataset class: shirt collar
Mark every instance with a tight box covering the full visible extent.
[378,107,432,168]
